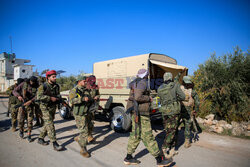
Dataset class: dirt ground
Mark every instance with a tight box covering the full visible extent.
[0,97,249,167]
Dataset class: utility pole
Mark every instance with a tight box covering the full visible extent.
[9,36,13,53]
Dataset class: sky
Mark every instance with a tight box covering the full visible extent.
[0,0,249,76]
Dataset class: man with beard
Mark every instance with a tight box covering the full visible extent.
[36,70,63,151]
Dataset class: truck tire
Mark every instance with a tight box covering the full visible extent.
[59,105,71,119]
[110,106,131,132]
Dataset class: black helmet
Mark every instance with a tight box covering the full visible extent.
[17,78,24,85]
[30,76,38,82]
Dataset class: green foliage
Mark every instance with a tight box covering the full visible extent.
[57,75,77,92]
[193,46,250,122]
[56,72,88,91]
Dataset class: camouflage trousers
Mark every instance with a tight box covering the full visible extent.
[74,114,88,148]
[10,105,18,128]
[18,106,34,132]
[180,106,192,139]
[34,104,43,122]
[127,115,160,157]
[39,109,56,142]
[162,114,180,150]
[86,112,94,136]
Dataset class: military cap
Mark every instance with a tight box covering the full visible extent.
[78,76,87,81]
[163,72,172,81]
[183,76,192,84]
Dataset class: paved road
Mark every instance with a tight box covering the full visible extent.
[0,97,249,167]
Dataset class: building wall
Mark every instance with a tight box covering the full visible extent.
[14,65,33,80]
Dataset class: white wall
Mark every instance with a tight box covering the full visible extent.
[14,66,33,80]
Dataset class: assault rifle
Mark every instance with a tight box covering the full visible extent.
[133,99,139,137]
[191,111,199,142]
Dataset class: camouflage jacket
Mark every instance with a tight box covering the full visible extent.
[157,81,185,115]
[13,82,37,102]
[180,85,200,112]
[69,85,90,116]
[6,84,18,104]
[36,81,60,109]
[6,84,16,96]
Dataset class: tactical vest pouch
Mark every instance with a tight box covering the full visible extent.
[73,104,88,116]
[159,102,181,115]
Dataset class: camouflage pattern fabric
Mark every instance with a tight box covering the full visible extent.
[18,106,34,132]
[157,77,185,150]
[39,109,56,142]
[37,82,60,142]
[6,85,18,127]
[127,115,160,157]
[86,87,99,136]
[69,85,90,148]
[74,114,88,148]
[162,114,180,149]
[180,87,200,139]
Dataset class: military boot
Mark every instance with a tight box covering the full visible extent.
[87,135,95,143]
[19,131,24,139]
[27,135,32,142]
[123,154,141,165]
[184,138,191,148]
[53,141,63,151]
[80,147,90,158]
[155,155,172,167]
[37,138,49,146]
[34,120,40,127]
[164,148,178,159]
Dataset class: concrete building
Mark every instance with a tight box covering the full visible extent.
[0,52,33,92]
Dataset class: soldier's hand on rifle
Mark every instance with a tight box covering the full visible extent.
[191,110,197,116]
[50,97,58,102]
[83,96,89,102]
[24,100,32,106]
[18,96,24,102]
[94,96,99,101]
[149,96,153,102]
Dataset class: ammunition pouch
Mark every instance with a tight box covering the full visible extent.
[73,104,88,116]
[159,101,181,115]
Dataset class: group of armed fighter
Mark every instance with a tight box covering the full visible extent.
[6,68,199,167]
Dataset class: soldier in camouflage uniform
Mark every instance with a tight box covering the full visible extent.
[6,78,24,132]
[86,75,100,143]
[37,70,63,151]
[180,76,200,148]
[34,77,46,127]
[13,76,39,142]
[124,69,172,166]
[69,76,91,158]
[157,71,185,158]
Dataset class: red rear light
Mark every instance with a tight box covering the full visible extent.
[152,109,156,113]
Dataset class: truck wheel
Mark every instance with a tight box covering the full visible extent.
[59,105,71,119]
[110,106,131,132]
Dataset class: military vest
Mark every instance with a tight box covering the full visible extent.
[72,86,89,116]
[157,82,181,115]
[180,85,194,107]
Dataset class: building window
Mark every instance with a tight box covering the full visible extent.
[22,69,26,73]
